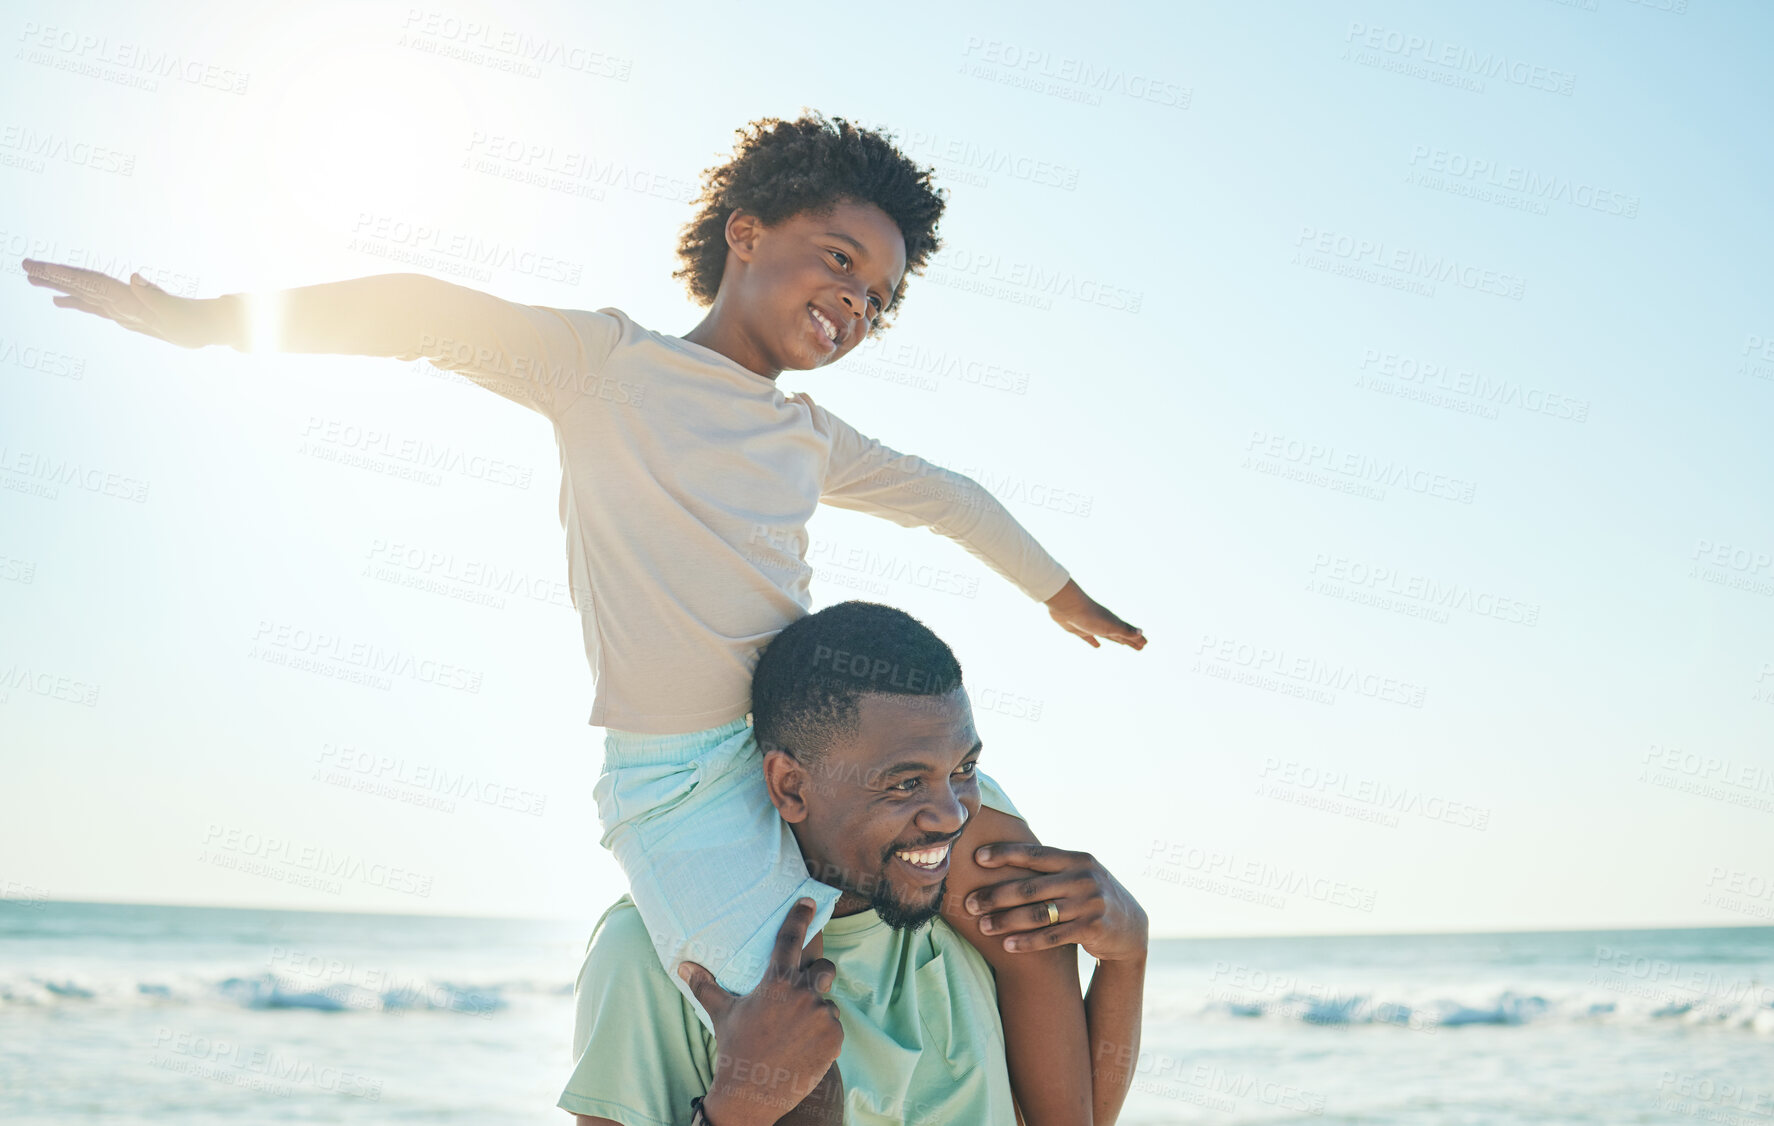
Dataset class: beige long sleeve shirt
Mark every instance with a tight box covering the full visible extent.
[267,275,1070,733]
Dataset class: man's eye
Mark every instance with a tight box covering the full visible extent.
[955,761,978,778]
[891,777,920,792]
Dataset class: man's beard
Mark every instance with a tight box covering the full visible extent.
[868,870,945,932]
[849,853,945,932]
[813,855,947,932]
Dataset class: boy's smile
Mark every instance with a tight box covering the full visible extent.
[682,198,908,380]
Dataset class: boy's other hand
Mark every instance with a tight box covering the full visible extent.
[22,259,240,350]
[1044,578,1146,650]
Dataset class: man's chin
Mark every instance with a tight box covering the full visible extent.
[871,876,946,932]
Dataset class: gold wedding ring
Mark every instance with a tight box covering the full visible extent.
[1043,900,1060,927]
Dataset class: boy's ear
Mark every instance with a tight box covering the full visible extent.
[725,207,762,262]
[763,748,810,823]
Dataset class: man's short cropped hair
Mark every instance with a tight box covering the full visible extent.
[751,601,964,766]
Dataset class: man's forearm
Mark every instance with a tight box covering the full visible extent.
[1084,953,1146,1126]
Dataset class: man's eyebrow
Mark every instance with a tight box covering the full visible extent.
[877,740,984,780]
[878,760,933,780]
[821,231,899,297]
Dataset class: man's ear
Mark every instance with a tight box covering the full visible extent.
[763,748,810,823]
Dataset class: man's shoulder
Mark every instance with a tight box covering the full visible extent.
[574,895,677,1005]
[562,897,717,1122]
[584,895,657,970]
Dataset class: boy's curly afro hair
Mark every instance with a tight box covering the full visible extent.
[673,110,948,335]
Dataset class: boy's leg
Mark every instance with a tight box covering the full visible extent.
[595,718,842,1034]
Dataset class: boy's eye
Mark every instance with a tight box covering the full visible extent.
[828,250,884,316]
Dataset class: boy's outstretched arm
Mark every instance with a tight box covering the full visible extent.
[804,397,1147,650]
[21,260,607,418]
[955,831,1148,1126]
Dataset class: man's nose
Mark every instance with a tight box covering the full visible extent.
[916,783,968,835]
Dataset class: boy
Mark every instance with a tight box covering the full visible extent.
[24,109,1147,1124]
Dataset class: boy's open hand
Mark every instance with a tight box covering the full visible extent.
[21,258,239,350]
[1044,579,1146,650]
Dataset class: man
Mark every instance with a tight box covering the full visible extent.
[558,602,1148,1126]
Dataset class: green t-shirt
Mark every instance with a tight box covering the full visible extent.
[557,894,1017,1126]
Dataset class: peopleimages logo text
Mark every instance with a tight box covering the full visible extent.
[1295,227,1525,300]
[1344,22,1575,95]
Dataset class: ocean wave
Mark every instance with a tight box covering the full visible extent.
[11,967,1774,1035]
[0,970,573,1014]
[1193,987,1774,1033]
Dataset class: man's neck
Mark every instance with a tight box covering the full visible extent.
[830,891,871,918]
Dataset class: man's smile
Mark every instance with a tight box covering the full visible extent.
[890,836,957,881]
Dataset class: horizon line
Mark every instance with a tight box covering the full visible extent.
[10,895,1772,942]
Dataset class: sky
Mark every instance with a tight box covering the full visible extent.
[2,0,1771,938]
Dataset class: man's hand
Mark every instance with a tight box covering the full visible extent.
[1044,579,1146,650]
[22,258,242,350]
[964,843,1149,961]
[679,898,844,1126]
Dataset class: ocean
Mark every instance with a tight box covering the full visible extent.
[1,901,1769,1124]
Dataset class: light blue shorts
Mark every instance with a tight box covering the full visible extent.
[594,715,1020,1033]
